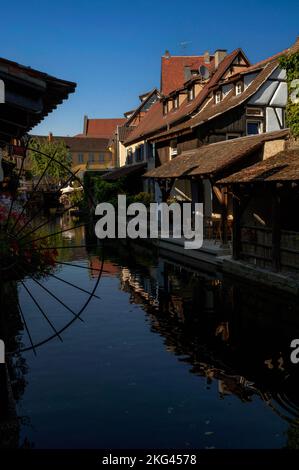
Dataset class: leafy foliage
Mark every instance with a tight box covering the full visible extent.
[29,138,72,187]
[132,191,153,207]
[279,52,299,137]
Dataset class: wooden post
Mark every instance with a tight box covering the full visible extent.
[221,187,228,246]
[232,187,241,260]
[271,187,281,272]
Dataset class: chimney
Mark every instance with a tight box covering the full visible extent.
[48,132,53,142]
[184,66,192,81]
[83,115,88,135]
[164,49,171,58]
[204,51,210,64]
[214,49,227,69]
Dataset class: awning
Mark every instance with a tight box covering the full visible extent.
[144,130,289,180]
[102,162,147,181]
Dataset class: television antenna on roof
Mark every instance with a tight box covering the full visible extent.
[179,41,192,51]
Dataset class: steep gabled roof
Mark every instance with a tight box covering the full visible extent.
[150,60,279,141]
[125,49,245,145]
[161,54,215,94]
[125,88,160,126]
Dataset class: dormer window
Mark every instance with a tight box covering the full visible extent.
[215,91,222,104]
[173,96,179,110]
[163,100,169,115]
[188,86,195,101]
[235,81,243,95]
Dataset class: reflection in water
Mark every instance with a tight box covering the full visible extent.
[1,219,299,449]
[108,241,299,429]
[77,236,299,443]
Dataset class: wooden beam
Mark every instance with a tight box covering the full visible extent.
[220,187,228,246]
[232,192,241,259]
[213,185,223,204]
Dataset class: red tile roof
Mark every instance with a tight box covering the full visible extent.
[161,55,215,95]
[83,118,127,138]
[125,49,243,145]
[150,60,279,141]
[125,38,299,146]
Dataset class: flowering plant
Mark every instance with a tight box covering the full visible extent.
[0,196,58,280]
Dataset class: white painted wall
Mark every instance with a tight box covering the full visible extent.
[266,107,280,132]
[248,80,279,105]
[270,82,288,107]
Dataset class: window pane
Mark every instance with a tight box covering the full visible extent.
[247,122,260,135]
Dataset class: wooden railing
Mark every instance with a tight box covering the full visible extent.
[204,215,233,242]
[239,225,299,272]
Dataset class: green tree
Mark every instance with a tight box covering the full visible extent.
[29,137,72,188]
[279,52,299,138]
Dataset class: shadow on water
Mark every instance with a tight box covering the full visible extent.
[1,220,299,448]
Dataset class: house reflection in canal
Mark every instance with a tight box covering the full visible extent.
[111,241,299,427]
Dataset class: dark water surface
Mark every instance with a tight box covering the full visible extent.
[7,221,299,449]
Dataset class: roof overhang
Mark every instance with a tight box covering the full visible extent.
[144,130,289,180]
[102,162,147,181]
[0,56,76,143]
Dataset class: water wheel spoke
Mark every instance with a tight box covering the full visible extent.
[14,170,79,238]
[20,280,63,342]
[28,276,84,322]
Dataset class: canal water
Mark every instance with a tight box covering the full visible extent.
[5,220,299,449]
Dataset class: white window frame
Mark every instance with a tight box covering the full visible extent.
[235,81,243,95]
[173,95,179,109]
[246,120,262,135]
[170,147,178,158]
[215,91,222,104]
[188,86,195,101]
[246,107,264,117]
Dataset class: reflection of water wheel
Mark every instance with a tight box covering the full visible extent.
[0,141,103,354]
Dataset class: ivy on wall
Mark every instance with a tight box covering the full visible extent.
[279,52,299,138]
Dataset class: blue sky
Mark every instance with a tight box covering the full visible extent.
[1,0,298,136]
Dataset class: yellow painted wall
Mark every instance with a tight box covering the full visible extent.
[71,150,113,170]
